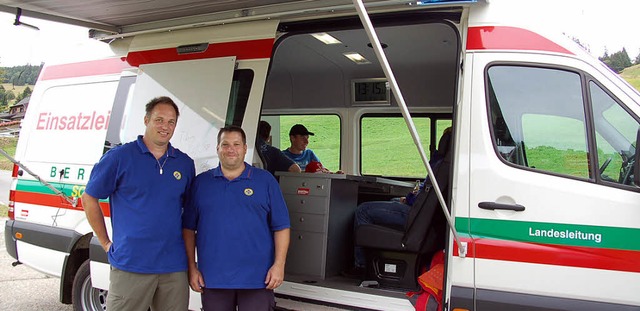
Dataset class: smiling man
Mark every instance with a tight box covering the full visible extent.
[183,125,291,311]
[82,96,195,311]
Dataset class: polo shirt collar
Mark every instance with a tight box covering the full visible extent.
[135,135,177,158]
[212,162,253,180]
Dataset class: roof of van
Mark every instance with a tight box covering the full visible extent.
[0,0,477,39]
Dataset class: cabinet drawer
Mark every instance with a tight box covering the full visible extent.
[289,212,326,233]
[286,230,326,277]
[279,176,330,197]
[284,195,329,215]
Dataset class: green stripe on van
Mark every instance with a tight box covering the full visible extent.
[16,179,82,196]
[455,217,640,251]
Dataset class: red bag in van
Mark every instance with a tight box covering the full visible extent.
[409,250,445,311]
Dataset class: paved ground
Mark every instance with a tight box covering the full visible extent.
[0,219,74,311]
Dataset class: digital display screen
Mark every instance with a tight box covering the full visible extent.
[352,79,389,105]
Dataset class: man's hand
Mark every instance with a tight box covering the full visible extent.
[188,267,205,293]
[264,264,284,289]
[101,241,112,252]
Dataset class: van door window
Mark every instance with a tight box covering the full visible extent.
[360,115,451,177]
[487,66,590,179]
[225,69,255,127]
[589,81,639,186]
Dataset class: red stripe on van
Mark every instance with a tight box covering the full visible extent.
[455,237,640,273]
[39,58,130,81]
[14,190,111,217]
[467,26,573,55]
[125,38,275,67]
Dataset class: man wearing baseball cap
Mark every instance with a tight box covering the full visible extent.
[282,124,321,171]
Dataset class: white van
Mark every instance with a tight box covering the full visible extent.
[3,0,640,310]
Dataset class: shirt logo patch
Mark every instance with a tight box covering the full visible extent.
[244,188,254,196]
[173,171,182,180]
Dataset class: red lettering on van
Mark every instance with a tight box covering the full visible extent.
[36,111,111,131]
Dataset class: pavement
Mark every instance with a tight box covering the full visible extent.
[0,218,73,311]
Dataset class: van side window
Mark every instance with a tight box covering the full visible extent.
[104,76,135,154]
[225,69,254,127]
[360,115,451,177]
[487,66,590,179]
[589,81,639,186]
[272,115,341,172]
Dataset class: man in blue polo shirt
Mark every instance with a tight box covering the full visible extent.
[82,96,195,311]
[183,125,290,311]
[281,124,321,171]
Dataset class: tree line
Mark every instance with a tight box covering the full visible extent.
[0,64,43,86]
[599,48,639,73]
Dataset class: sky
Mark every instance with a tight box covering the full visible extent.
[0,0,639,67]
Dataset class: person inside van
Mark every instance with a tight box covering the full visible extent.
[282,124,321,171]
[258,120,301,176]
[343,127,452,278]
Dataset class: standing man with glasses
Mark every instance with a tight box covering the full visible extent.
[82,96,195,311]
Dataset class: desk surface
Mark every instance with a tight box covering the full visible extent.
[275,171,413,188]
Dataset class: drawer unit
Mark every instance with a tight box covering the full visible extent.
[279,174,359,279]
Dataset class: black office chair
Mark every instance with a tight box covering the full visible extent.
[355,141,450,289]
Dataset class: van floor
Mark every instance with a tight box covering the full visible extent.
[283,273,413,303]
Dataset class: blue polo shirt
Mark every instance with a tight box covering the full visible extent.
[183,163,290,289]
[85,135,195,274]
[281,149,319,171]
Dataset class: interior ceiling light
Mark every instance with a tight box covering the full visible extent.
[343,52,370,65]
[311,32,342,45]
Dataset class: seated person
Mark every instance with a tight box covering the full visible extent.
[344,127,452,278]
[258,120,301,175]
[282,124,321,171]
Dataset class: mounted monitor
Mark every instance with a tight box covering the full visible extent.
[351,78,390,106]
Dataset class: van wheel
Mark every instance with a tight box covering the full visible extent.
[72,260,108,311]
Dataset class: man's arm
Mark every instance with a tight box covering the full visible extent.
[81,193,111,252]
[265,228,290,289]
[183,229,205,292]
[287,163,301,173]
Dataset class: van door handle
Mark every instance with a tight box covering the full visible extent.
[478,202,525,212]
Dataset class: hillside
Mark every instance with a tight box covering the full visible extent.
[621,64,640,91]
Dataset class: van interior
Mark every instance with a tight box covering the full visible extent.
[256,7,461,300]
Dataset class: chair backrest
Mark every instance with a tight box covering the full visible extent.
[401,138,452,252]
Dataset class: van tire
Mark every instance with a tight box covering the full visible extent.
[72,260,108,311]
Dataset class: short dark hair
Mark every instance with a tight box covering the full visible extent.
[258,121,271,140]
[217,125,247,145]
[145,96,180,118]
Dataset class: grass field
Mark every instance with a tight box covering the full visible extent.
[621,65,640,91]
[0,137,17,171]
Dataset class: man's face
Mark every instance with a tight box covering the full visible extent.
[217,131,247,170]
[290,134,309,151]
[143,103,177,147]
